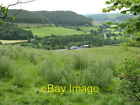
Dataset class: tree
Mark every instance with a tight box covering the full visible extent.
[103,0,140,15]
[0,23,33,40]
[103,1,140,103]
[0,0,35,40]
[103,0,140,44]
[0,0,36,20]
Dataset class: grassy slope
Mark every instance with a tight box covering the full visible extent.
[0,45,139,105]
[24,26,86,37]
[55,46,138,64]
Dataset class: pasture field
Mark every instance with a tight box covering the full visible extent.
[0,45,139,105]
[24,26,86,37]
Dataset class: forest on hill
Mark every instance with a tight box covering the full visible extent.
[8,9,92,26]
[86,13,134,23]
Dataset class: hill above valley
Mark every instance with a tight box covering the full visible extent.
[8,9,92,26]
[85,13,134,23]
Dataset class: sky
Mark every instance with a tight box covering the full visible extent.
[0,0,108,14]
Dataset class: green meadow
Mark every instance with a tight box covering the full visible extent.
[24,26,86,37]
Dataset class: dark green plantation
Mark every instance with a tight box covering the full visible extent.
[0,23,33,40]
[8,9,92,26]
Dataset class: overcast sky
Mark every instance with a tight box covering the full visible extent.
[0,0,108,14]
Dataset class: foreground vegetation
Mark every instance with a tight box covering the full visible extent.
[0,45,139,105]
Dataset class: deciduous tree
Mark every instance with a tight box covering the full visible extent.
[103,0,140,15]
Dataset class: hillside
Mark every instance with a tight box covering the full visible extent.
[86,13,134,23]
[8,9,92,26]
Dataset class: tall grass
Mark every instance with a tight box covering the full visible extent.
[38,53,115,91]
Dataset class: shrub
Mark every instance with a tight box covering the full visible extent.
[72,54,88,71]
[82,59,114,90]
[117,57,140,102]
[38,54,115,91]
[0,56,14,79]
[39,59,63,85]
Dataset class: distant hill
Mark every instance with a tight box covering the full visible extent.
[8,9,92,26]
[85,13,134,23]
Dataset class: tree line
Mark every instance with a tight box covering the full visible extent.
[0,23,33,40]
[20,34,122,50]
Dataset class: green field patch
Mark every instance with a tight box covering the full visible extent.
[25,26,86,37]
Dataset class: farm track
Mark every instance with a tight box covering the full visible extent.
[0,40,28,44]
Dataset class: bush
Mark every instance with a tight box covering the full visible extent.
[0,56,14,79]
[38,54,115,91]
[72,54,88,70]
[39,59,63,85]
[82,59,114,90]
[117,57,140,102]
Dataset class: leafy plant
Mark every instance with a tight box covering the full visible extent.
[117,57,140,102]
